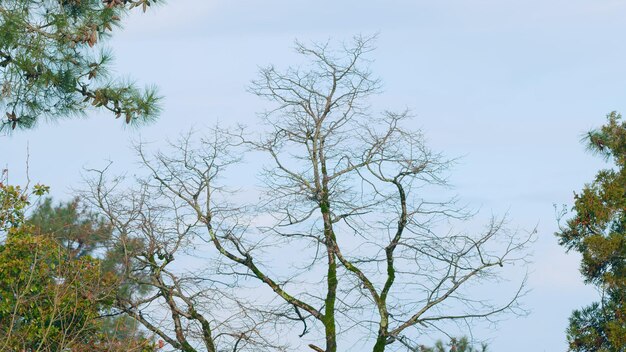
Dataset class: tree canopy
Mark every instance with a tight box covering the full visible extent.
[0,0,161,132]
[0,182,154,351]
[80,36,531,352]
[421,337,488,352]
[556,111,626,351]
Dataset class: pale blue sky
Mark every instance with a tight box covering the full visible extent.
[4,1,626,350]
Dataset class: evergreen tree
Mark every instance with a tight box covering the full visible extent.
[0,183,153,351]
[28,197,112,258]
[0,0,161,132]
[26,196,150,345]
[419,336,488,352]
[557,111,626,351]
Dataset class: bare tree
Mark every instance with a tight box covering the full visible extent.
[81,156,288,352]
[84,36,532,352]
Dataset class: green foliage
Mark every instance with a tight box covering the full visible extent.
[0,0,161,133]
[0,182,103,350]
[26,195,150,299]
[28,197,113,258]
[419,336,488,352]
[556,112,626,351]
[0,183,154,351]
[0,232,114,351]
[0,182,28,232]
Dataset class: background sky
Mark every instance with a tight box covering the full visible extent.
[4,1,626,350]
